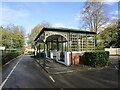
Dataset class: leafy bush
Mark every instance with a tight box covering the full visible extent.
[84,51,110,67]
[36,52,44,58]
[28,51,31,54]
[2,52,22,65]
[28,51,34,55]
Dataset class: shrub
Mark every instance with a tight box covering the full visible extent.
[28,51,31,54]
[2,52,22,65]
[28,51,34,55]
[36,52,44,58]
[84,51,110,67]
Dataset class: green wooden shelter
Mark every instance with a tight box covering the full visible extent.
[34,27,96,66]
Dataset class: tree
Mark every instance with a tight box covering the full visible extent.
[80,0,109,33]
[96,21,119,48]
[79,0,109,48]
[0,27,5,47]
[117,20,120,47]
[0,27,2,46]
[27,21,51,48]
[1,26,12,48]
[1,24,25,49]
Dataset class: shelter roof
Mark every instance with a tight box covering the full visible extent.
[34,27,96,41]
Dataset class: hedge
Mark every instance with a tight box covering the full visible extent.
[36,52,44,58]
[84,51,111,67]
[28,51,34,54]
[2,52,22,65]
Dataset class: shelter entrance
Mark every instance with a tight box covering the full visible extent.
[46,35,68,62]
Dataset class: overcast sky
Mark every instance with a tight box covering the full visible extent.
[1,1,119,35]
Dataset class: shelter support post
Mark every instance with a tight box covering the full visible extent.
[34,46,36,58]
[86,35,88,52]
[65,42,66,51]
[62,36,63,52]
[43,42,46,67]
[36,46,38,58]
[67,41,69,52]
[77,34,79,52]
[39,44,41,63]
[68,33,71,52]
[94,36,96,52]
[57,38,59,51]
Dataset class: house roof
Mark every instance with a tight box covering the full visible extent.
[34,27,96,41]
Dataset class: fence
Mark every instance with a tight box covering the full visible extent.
[105,48,120,55]
[0,49,21,54]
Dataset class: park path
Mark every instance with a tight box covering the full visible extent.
[2,54,56,88]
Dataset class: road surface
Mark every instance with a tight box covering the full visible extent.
[1,54,119,88]
[2,54,55,88]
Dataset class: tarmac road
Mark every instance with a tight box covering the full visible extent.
[1,54,119,88]
[2,54,55,88]
[52,68,118,88]
[109,55,119,70]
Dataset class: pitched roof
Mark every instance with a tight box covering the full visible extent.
[34,27,96,41]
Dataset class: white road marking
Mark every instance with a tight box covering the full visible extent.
[49,75,55,82]
[0,55,23,89]
[114,65,118,70]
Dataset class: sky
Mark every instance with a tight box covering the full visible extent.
[0,1,119,35]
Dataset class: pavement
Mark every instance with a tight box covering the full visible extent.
[36,55,119,75]
[1,54,119,88]
[36,58,94,74]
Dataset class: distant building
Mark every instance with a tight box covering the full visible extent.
[0,47,5,50]
[25,46,34,53]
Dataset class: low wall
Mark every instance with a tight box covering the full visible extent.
[47,51,85,66]
[105,48,120,55]
[64,52,84,66]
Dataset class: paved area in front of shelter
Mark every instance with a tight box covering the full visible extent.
[35,58,91,74]
[35,55,119,74]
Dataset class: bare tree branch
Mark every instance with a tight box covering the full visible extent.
[80,0,109,33]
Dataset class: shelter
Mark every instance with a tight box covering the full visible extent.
[34,27,96,66]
